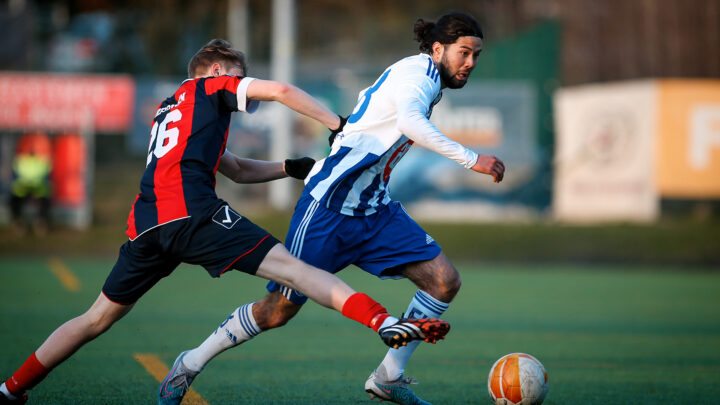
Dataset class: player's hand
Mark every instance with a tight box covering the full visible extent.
[328,115,348,146]
[284,157,316,179]
[471,154,505,183]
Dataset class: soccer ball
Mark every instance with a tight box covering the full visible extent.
[487,353,548,405]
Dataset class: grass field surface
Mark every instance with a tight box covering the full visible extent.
[1,257,719,404]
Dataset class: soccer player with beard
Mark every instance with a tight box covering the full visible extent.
[161,12,505,405]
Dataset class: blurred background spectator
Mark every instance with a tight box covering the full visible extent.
[9,132,52,235]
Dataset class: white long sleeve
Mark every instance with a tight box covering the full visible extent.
[396,95,478,169]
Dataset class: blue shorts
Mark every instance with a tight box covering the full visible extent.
[103,201,280,304]
[267,194,441,304]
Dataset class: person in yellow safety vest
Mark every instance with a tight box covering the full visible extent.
[9,151,52,234]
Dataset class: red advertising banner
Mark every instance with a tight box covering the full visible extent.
[0,72,135,132]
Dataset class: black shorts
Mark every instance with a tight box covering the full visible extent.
[102,203,280,304]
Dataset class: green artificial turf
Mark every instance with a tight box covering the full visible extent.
[1,257,719,404]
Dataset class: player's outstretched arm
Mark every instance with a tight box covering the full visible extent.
[245,79,341,131]
[396,94,506,182]
[218,150,285,183]
[218,150,316,183]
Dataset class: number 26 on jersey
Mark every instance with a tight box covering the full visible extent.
[146,109,182,166]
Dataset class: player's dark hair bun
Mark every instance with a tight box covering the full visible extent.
[413,11,483,54]
[413,19,436,53]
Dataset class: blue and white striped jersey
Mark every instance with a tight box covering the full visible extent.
[303,53,479,216]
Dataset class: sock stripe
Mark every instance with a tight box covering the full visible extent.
[414,291,449,315]
[280,285,293,300]
[238,304,259,337]
[240,305,259,337]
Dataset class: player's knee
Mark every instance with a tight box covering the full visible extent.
[446,273,462,297]
[431,268,462,302]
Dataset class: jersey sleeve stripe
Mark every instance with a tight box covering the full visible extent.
[152,83,194,224]
[235,77,259,113]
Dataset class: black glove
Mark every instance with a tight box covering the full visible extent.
[284,157,316,179]
[328,115,348,146]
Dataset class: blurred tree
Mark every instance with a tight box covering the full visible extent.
[3,0,717,85]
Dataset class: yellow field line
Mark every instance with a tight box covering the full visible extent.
[48,257,80,292]
[133,353,208,405]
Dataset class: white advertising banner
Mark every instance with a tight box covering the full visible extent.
[553,81,659,222]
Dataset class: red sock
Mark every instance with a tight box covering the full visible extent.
[5,353,49,395]
[341,293,391,332]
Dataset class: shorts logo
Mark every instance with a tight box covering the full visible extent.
[425,234,435,244]
[213,205,242,229]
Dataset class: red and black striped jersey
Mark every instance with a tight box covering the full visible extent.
[126,75,258,240]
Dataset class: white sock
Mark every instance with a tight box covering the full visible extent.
[0,383,18,400]
[182,303,261,372]
[379,316,398,330]
[378,290,450,380]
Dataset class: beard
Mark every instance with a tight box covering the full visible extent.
[438,57,468,89]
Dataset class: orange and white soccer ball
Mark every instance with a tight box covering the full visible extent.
[487,353,548,405]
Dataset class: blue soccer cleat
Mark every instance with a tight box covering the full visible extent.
[364,365,431,405]
[158,351,199,405]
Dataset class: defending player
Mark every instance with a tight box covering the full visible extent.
[160,12,503,405]
[0,39,451,404]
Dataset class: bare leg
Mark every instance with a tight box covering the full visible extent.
[2,293,133,397]
[255,244,356,311]
[36,293,134,367]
